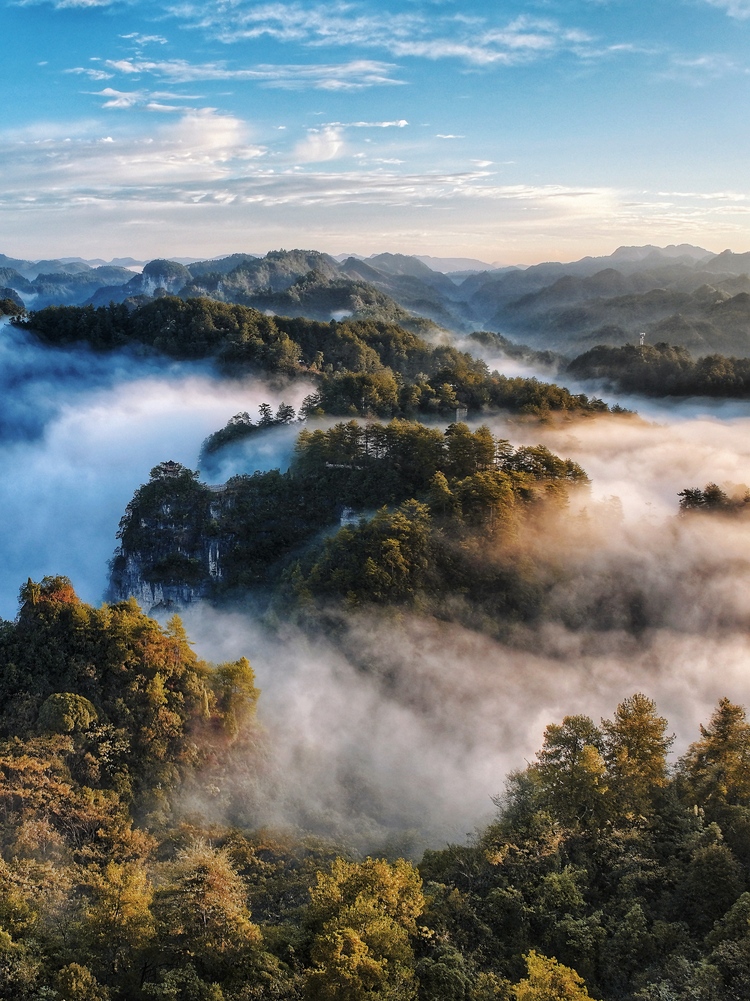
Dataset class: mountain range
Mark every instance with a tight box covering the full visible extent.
[7,243,750,356]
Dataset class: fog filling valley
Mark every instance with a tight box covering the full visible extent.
[0,318,313,617]
[3,314,750,848]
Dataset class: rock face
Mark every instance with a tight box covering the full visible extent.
[108,461,231,613]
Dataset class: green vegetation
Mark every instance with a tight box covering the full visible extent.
[111,421,588,619]
[199,403,299,465]
[468,330,563,370]
[678,482,750,514]
[15,297,612,420]
[0,296,23,317]
[2,593,750,1001]
[567,342,750,398]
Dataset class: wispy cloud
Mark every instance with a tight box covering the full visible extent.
[16,0,119,7]
[657,52,746,83]
[102,56,403,89]
[704,0,750,18]
[120,32,168,45]
[66,66,114,81]
[325,119,408,128]
[166,3,601,67]
[4,109,750,260]
[92,87,198,111]
[0,110,266,192]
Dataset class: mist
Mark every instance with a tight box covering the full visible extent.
[179,546,750,851]
[0,319,312,619]
[4,317,750,848]
[173,406,750,849]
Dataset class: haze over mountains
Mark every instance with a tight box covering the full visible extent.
[6,243,750,357]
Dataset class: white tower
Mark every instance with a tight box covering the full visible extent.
[639,332,645,347]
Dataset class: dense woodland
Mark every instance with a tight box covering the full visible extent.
[111,420,588,625]
[566,343,750,398]
[14,298,611,420]
[10,264,750,1000]
[0,296,23,317]
[2,580,750,999]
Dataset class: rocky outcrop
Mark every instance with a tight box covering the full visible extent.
[108,461,233,612]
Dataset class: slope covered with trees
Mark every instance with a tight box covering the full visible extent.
[566,342,750,398]
[15,297,612,420]
[2,587,750,1001]
[110,420,588,620]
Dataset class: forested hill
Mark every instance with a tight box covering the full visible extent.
[109,421,589,617]
[2,585,750,1000]
[15,297,614,420]
[567,342,750,397]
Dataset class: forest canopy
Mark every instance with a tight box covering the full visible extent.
[15,298,612,420]
[110,420,589,623]
[1,592,750,1001]
[566,342,750,398]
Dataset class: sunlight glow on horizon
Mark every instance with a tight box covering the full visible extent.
[3,0,750,262]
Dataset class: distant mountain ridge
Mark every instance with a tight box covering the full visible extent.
[10,242,750,356]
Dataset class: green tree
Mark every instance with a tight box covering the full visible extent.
[37,693,98,734]
[602,694,673,820]
[534,716,608,828]
[56,963,111,1001]
[211,658,260,738]
[680,698,750,810]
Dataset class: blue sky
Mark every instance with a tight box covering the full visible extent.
[4,0,750,262]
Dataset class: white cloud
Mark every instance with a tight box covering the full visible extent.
[17,0,119,6]
[0,110,266,194]
[704,0,750,17]
[66,67,114,81]
[326,120,408,128]
[96,87,142,108]
[90,86,201,110]
[166,2,603,67]
[102,56,403,89]
[3,113,750,262]
[120,32,168,45]
[293,126,345,163]
[658,52,746,84]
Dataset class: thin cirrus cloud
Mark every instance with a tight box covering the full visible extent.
[167,2,599,67]
[16,0,119,6]
[657,52,745,83]
[92,87,201,110]
[704,0,750,16]
[119,32,169,45]
[66,67,115,81]
[101,57,404,89]
[324,120,408,127]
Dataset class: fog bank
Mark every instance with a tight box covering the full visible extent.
[0,320,311,618]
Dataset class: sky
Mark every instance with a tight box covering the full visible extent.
[4,0,750,262]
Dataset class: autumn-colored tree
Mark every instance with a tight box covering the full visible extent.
[513,951,594,1001]
[153,841,262,983]
[76,860,156,985]
[305,857,424,1001]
